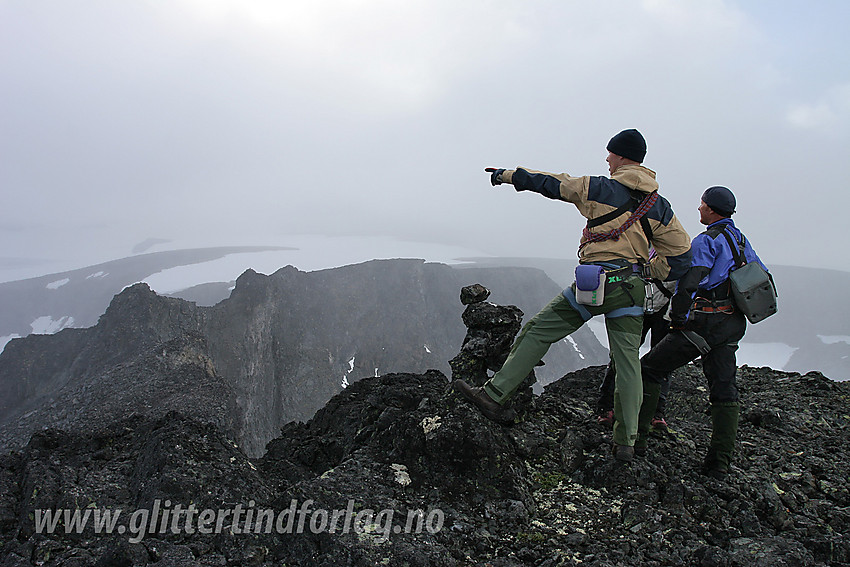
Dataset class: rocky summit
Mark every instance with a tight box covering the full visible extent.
[0,367,848,564]
[0,284,848,566]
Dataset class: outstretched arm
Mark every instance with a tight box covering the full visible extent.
[484,167,589,203]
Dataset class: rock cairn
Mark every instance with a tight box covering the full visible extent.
[448,284,536,414]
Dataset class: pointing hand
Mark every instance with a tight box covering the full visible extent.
[485,167,505,186]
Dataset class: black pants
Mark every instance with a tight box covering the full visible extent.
[641,310,746,403]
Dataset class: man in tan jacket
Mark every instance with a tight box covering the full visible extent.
[455,129,692,461]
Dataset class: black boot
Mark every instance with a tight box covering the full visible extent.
[596,361,616,424]
[702,402,739,479]
[635,380,662,457]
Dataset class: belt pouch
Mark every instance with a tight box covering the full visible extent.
[575,264,606,306]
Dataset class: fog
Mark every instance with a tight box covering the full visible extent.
[2,1,849,281]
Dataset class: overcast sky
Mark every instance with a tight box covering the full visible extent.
[2,0,849,281]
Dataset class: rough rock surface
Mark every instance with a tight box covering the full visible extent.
[449,284,525,386]
[1,362,848,566]
[0,282,847,565]
[449,284,536,417]
[0,261,607,457]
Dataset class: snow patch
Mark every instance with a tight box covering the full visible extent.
[424,344,432,354]
[564,336,585,360]
[586,319,608,349]
[85,271,108,279]
[141,236,489,294]
[737,342,797,370]
[818,335,850,345]
[341,356,357,388]
[46,278,70,290]
[30,316,75,335]
[0,334,21,352]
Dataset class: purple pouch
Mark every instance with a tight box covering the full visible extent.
[575,264,605,291]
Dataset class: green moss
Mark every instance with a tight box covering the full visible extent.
[517,531,546,543]
[532,470,566,491]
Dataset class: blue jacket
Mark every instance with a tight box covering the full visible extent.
[691,219,768,291]
[670,218,768,324]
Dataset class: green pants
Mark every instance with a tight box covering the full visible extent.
[484,276,645,445]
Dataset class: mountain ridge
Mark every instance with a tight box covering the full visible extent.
[2,248,847,381]
[0,265,847,565]
[0,259,606,457]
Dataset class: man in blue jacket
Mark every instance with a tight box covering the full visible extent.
[637,185,769,478]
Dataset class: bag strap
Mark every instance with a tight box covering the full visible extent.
[639,216,654,245]
[719,226,746,269]
[585,191,640,229]
[720,226,778,298]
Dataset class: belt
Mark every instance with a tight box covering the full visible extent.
[585,260,642,271]
[583,262,642,281]
[694,304,735,314]
[692,296,734,313]
[605,267,639,286]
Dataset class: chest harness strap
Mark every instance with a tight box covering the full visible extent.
[579,190,658,252]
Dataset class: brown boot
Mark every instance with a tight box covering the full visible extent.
[452,380,516,425]
[612,443,635,462]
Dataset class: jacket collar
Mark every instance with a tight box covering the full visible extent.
[707,218,735,230]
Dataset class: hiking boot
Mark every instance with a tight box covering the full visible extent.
[701,455,729,480]
[452,380,516,425]
[651,415,668,432]
[612,444,634,463]
[703,402,739,480]
[635,379,661,455]
[597,410,614,426]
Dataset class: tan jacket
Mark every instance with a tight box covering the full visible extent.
[501,165,692,280]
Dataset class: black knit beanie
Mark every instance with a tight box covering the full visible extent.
[606,129,647,163]
[701,186,736,217]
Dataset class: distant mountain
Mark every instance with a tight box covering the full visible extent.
[0,246,847,381]
[0,246,292,347]
[0,259,606,457]
[742,265,850,379]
